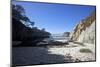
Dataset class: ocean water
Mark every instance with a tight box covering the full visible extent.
[51,33,70,42]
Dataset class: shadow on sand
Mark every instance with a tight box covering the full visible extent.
[12,46,74,66]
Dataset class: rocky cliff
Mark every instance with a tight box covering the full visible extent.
[70,11,96,44]
[12,4,51,46]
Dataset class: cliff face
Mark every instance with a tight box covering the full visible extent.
[70,11,96,44]
[12,5,51,46]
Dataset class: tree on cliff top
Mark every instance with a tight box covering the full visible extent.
[12,4,34,27]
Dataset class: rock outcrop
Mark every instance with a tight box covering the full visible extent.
[64,32,70,37]
[70,11,96,44]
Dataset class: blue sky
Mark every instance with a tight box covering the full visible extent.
[13,1,95,34]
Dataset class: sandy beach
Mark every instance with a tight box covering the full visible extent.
[12,42,95,65]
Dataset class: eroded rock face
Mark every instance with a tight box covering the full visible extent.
[77,21,95,44]
[70,11,96,44]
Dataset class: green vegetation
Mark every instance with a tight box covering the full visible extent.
[79,48,92,53]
